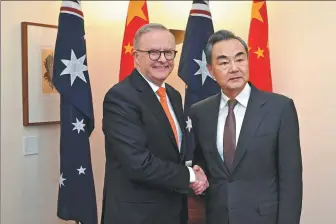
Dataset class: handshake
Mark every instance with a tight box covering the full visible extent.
[189,165,209,195]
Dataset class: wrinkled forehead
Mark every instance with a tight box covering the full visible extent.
[213,39,247,58]
[138,30,176,50]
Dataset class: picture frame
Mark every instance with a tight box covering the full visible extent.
[21,21,60,126]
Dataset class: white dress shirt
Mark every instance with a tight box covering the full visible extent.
[217,83,251,161]
[139,71,196,182]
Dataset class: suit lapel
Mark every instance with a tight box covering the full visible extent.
[130,70,179,152]
[205,93,230,177]
[166,86,186,157]
[230,84,268,173]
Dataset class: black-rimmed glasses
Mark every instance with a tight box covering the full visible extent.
[135,49,178,61]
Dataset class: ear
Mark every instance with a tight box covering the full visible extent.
[206,64,215,79]
[132,49,139,62]
[132,50,141,66]
[132,49,137,57]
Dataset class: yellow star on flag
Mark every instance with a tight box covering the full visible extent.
[251,1,264,23]
[248,45,251,51]
[124,42,133,54]
[254,47,264,58]
[126,1,148,26]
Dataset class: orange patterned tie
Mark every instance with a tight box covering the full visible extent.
[157,87,178,146]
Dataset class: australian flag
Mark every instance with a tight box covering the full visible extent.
[52,1,97,223]
[178,0,220,161]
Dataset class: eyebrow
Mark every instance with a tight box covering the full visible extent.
[216,51,245,60]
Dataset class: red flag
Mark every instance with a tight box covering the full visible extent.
[248,0,272,92]
[119,0,149,81]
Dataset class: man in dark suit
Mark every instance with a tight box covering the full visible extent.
[189,29,303,224]
[101,23,208,224]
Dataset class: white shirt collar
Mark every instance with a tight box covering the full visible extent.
[137,69,165,92]
[220,83,251,109]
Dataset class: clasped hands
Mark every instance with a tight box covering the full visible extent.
[189,165,209,195]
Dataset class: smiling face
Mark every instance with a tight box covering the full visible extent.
[133,29,176,86]
[207,38,249,98]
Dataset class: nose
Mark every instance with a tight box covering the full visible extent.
[229,61,239,73]
[157,52,167,62]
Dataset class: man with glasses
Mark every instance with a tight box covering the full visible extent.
[101,23,208,224]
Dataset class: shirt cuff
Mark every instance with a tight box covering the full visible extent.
[187,166,196,183]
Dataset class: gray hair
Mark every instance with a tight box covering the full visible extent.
[133,23,172,49]
[205,29,248,64]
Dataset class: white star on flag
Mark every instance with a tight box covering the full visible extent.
[194,51,214,85]
[59,173,66,188]
[77,166,86,175]
[186,116,193,132]
[72,118,86,134]
[60,49,88,86]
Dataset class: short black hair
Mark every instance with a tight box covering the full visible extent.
[205,29,248,64]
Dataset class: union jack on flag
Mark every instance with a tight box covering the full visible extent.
[52,1,97,223]
[178,0,220,160]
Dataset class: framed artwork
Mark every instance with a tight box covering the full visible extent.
[21,21,60,126]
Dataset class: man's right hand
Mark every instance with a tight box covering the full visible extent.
[189,165,209,195]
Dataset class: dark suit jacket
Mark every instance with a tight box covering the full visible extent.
[101,69,190,224]
[190,83,302,224]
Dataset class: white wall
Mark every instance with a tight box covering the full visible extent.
[1,1,335,223]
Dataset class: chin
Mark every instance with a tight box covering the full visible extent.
[152,70,172,79]
[229,81,245,90]
[148,74,167,84]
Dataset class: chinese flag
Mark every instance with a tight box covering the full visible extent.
[119,0,149,81]
[248,0,272,92]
